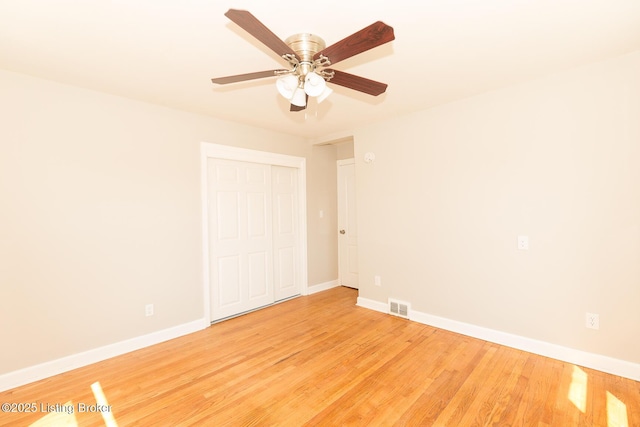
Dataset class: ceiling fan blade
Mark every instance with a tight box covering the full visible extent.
[211,69,287,85]
[314,21,394,65]
[290,95,308,112]
[327,70,388,96]
[225,9,298,60]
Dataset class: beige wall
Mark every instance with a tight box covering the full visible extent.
[306,139,353,283]
[354,50,640,364]
[0,70,338,374]
[336,140,354,160]
[306,145,339,284]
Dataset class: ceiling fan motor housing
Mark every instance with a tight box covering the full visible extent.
[284,33,328,78]
[285,33,325,62]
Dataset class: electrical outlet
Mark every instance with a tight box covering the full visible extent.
[585,312,599,330]
[517,235,529,250]
[145,304,154,317]
[374,275,381,287]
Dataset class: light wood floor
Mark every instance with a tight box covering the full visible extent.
[1,286,639,426]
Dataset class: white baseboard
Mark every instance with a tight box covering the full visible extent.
[357,296,640,382]
[307,279,339,295]
[0,318,208,392]
[356,296,388,312]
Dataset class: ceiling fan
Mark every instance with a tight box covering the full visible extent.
[211,9,395,112]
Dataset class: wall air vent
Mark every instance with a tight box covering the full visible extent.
[388,298,410,319]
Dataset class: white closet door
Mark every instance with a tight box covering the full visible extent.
[208,158,274,321]
[272,166,300,301]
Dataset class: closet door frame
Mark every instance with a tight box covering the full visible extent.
[200,142,308,323]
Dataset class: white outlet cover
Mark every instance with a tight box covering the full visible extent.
[517,235,529,250]
[585,312,600,330]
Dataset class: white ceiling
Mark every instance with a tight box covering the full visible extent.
[2,1,640,140]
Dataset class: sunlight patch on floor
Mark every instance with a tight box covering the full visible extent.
[607,391,628,427]
[91,381,118,427]
[26,382,118,427]
[29,401,77,427]
[568,365,588,413]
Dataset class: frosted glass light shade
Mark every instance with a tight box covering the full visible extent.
[304,72,327,97]
[276,75,299,99]
[316,86,333,103]
[290,88,307,107]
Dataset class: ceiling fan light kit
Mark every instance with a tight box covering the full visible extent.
[275,33,333,106]
[275,74,298,99]
[316,85,333,103]
[211,9,395,112]
[290,86,307,107]
[302,72,327,97]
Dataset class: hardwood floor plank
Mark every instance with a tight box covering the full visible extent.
[306,328,472,426]
[539,356,563,425]
[516,355,555,426]
[429,343,499,426]
[393,341,495,425]
[590,371,609,427]
[629,377,640,426]
[452,345,520,426]
[1,286,638,426]
[490,352,538,426]
[477,347,530,425]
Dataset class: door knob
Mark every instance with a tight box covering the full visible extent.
[339,229,346,234]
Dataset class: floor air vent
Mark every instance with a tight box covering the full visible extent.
[388,299,410,319]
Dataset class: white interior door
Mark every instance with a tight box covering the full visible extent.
[272,166,300,301]
[337,159,359,289]
[208,158,274,321]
